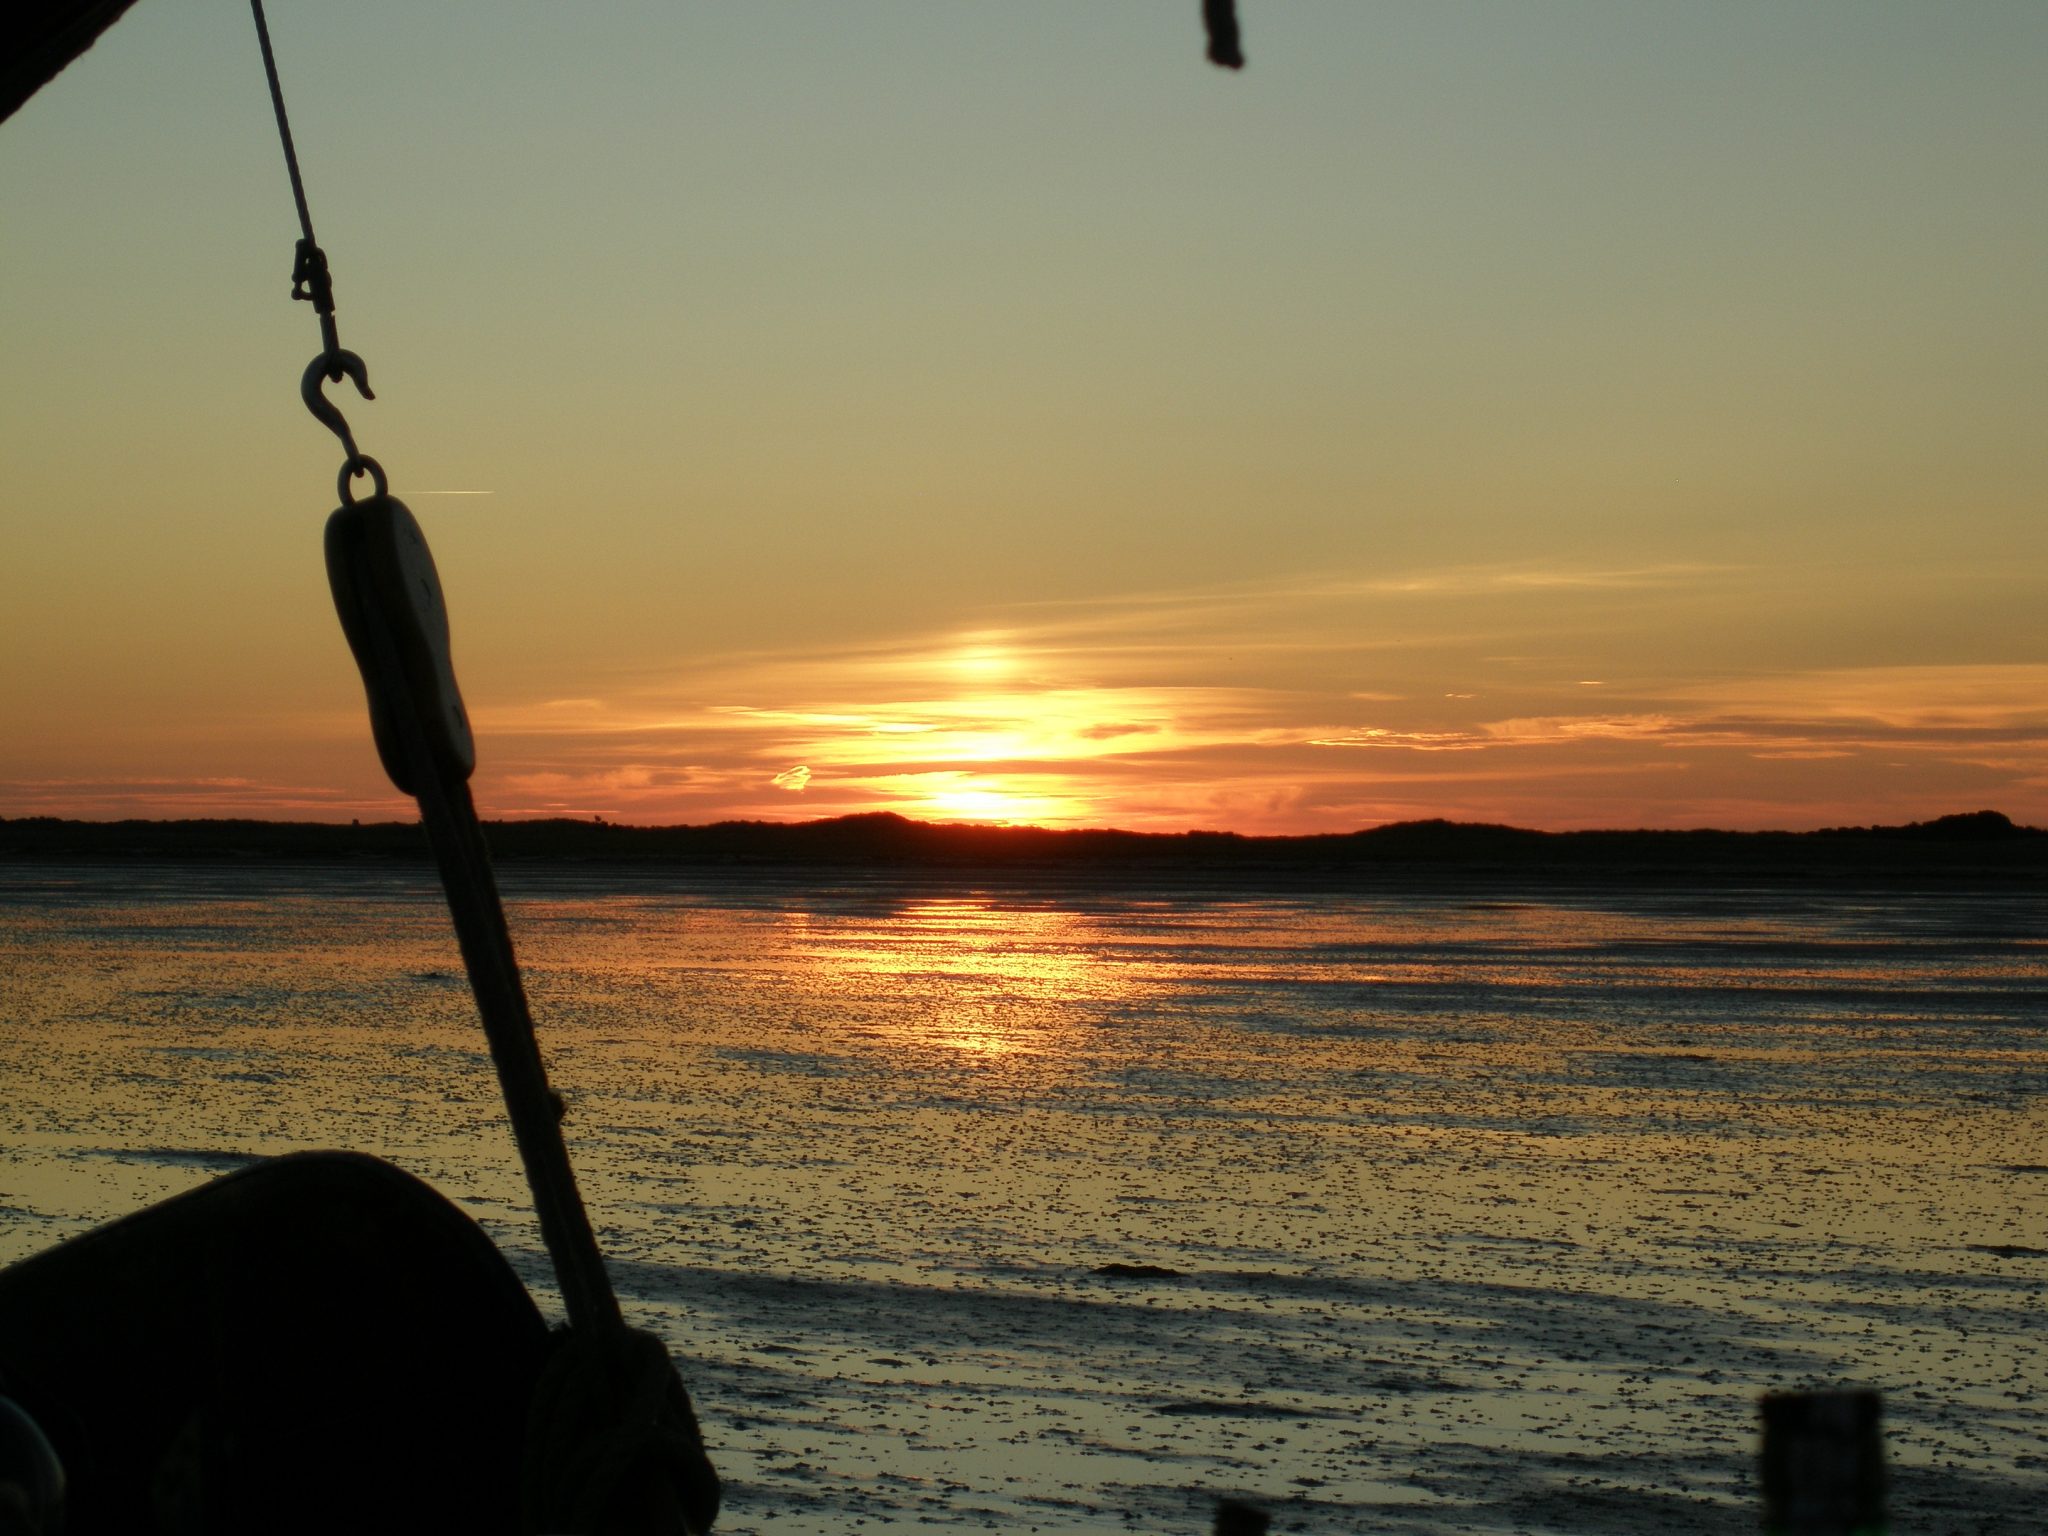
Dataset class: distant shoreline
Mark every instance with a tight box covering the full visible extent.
[2,809,2043,884]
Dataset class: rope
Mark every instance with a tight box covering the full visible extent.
[407,763,624,1335]
[249,0,340,358]
[249,0,314,249]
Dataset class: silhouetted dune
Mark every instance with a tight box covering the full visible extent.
[2,809,2042,883]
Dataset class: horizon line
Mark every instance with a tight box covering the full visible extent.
[1,807,2033,841]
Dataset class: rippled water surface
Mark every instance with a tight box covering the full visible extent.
[1,861,2044,1532]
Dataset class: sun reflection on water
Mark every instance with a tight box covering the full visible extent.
[788,896,1115,1059]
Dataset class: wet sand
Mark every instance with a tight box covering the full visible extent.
[1,863,2042,1530]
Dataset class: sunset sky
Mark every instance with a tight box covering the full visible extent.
[3,2,2044,833]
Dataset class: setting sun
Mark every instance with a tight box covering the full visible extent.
[949,644,1015,682]
[883,773,1086,827]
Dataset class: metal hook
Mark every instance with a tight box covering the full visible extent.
[301,350,375,464]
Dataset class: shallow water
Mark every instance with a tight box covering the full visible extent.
[1,861,2043,1532]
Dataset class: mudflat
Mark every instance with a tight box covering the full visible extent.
[1,861,2041,1531]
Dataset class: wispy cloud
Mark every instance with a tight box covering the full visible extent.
[46,562,2011,833]
[0,775,399,819]
[444,552,2048,831]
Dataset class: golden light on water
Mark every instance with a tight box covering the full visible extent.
[795,897,1114,1058]
[7,860,2045,1526]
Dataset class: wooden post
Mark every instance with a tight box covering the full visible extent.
[1214,1497,1271,1536]
[1760,1389,1886,1535]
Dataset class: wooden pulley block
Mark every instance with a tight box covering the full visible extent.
[324,489,477,794]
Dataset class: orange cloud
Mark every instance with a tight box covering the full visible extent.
[31,565,2030,833]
